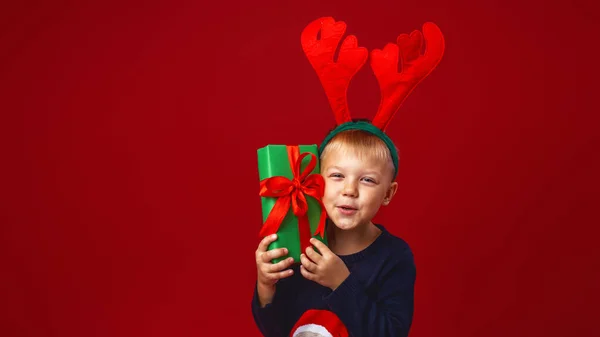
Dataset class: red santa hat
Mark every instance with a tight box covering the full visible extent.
[290,309,349,337]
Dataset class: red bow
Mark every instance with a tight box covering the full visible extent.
[259,146,326,251]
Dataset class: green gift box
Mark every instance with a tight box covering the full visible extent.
[257,144,328,264]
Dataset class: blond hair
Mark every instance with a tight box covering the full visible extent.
[320,129,397,180]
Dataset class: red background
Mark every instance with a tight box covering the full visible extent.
[1,0,598,336]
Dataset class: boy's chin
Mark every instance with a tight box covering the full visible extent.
[329,218,362,231]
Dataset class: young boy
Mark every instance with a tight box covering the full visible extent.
[251,15,443,337]
[251,126,416,337]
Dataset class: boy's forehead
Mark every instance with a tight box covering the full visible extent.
[322,146,390,170]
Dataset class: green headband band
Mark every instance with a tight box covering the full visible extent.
[318,121,399,179]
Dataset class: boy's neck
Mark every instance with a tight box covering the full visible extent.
[328,222,382,256]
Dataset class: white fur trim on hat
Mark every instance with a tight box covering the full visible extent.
[292,323,333,337]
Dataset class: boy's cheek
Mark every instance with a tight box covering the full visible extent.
[321,195,334,208]
[323,186,339,201]
[321,194,336,211]
[322,185,333,199]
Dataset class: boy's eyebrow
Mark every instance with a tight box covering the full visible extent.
[325,166,383,176]
[327,165,342,171]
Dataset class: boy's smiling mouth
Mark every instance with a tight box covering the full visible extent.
[337,205,358,215]
[338,204,357,210]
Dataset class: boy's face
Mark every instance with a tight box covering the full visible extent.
[320,147,397,231]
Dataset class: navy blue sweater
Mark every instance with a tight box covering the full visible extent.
[251,224,416,337]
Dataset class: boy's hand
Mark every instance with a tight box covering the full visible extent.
[255,234,295,307]
[299,238,350,291]
[255,234,295,288]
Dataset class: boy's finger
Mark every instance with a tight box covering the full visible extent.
[305,246,322,264]
[300,253,318,273]
[309,238,331,257]
[261,247,288,263]
[269,257,295,272]
[274,269,294,280]
[257,234,278,252]
[300,265,315,281]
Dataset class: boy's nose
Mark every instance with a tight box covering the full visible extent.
[342,183,358,197]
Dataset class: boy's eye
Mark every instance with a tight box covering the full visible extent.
[329,173,343,178]
[362,177,377,183]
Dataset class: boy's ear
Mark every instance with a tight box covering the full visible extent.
[383,182,399,206]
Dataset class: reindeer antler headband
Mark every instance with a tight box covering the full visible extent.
[301,17,445,179]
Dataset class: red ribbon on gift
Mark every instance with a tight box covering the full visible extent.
[259,146,326,252]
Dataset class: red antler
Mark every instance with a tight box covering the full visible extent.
[301,17,368,125]
[370,22,445,131]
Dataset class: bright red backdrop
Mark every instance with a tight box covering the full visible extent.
[1,0,598,336]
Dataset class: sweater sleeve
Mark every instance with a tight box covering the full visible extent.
[251,264,303,337]
[250,281,286,337]
[323,250,416,337]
